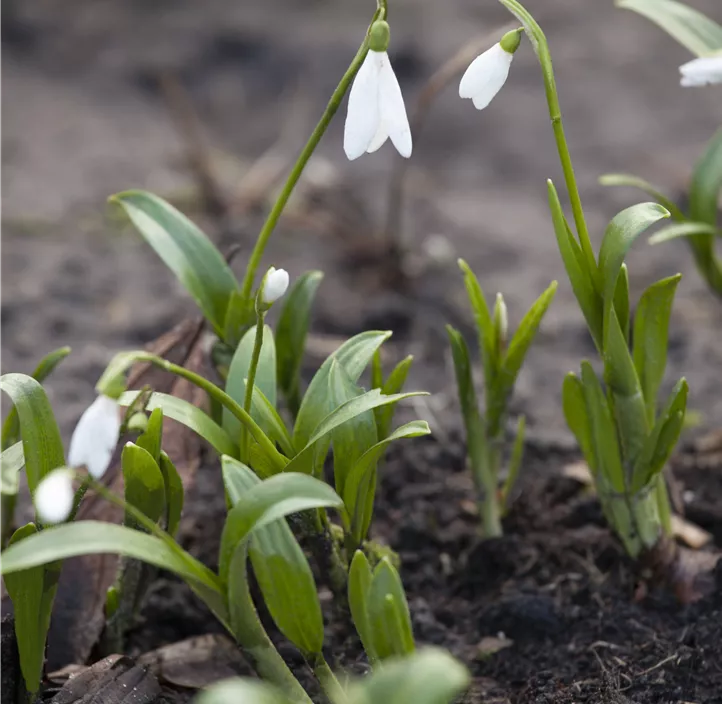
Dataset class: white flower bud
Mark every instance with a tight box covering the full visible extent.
[262,267,290,304]
[494,293,508,345]
[679,55,722,87]
[34,468,75,525]
[68,394,121,479]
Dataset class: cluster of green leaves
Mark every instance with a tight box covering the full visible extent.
[603,1,722,296]
[193,648,470,704]
[548,186,688,556]
[447,259,556,537]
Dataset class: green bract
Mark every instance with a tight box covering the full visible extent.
[447,260,556,537]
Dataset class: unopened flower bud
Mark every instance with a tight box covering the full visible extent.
[34,468,75,525]
[262,267,290,304]
[494,293,508,346]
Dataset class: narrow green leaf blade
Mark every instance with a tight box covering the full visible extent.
[136,407,163,464]
[111,190,239,334]
[159,451,184,536]
[0,374,65,494]
[1,441,24,495]
[648,221,721,244]
[348,550,377,663]
[613,264,630,343]
[121,442,166,526]
[562,373,596,474]
[599,173,684,220]
[501,415,525,513]
[690,127,722,226]
[119,391,238,458]
[616,0,722,56]
[249,385,294,458]
[374,355,413,440]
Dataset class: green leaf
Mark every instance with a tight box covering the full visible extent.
[195,679,292,704]
[613,264,630,344]
[632,274,682,425]
[348,550,377,664]
[1,521,227,624]
[218,468,344,583]
[276,271,324,417]
[616,0,722,56]
[224,325,277,442]
[599,173,685,220]
[136,407,163,463]
[223,290,255,349]
[4,524,46,694]
[1,347,71,451]
[547,181,603,349]
[1,441,24,496]
[222,457,325,655]
[343,421,430,545]
[598,202,670,329]
[286,390,427,475]
[249,385,295,458]
[110,190,239,335]
[648,221,721,244]
[458,259,496,388]
[631,379,688,492]
[119,391,238,458]
[159,451,184,536]
[367,558,415,660]
[293,331,392,452]
[580,362,625,493]
[121,443,166,527]
[374,355,414,440]
[690,127,722,226]
[347,647,470,704]
[562,373,596,474]
[328,361,377,498]
[0,374,65,495]
[502,280,557,390]
[501,415,526,513]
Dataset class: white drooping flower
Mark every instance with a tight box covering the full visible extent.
[68,394,121,479]
[262,267,290,304]
[344,21,412,160]
[34,468,75,524]
[459,29,523,110]
[679,55,722,87]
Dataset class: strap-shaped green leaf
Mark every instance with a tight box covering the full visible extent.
[224,325,277,441]
[111,190,239,335]
[616,0,722,56]
[649,221,721,244]
[631,379,688,492]
[343,421,430,545]
[562,373,596,474]
[218,467,343,583]
[347,647,470,704]
[293,331,392,451]
[613,264,630,344]
[1,441,24,495]
[136,407,163,463]
[276,271,324,417]
[599,174,685,220]
[501,415,526,513]
[690,127,722,226]
[195,679,293,704]
[119,391,238,458]
[547,181,603,349]
[1,347,70,451]
[632,274,682,425]
[348,550,377,664]
[374,355,413,440]
[222,457,325,655]
[366,558,415,660]
[1,520,227,624]
[159,452,184,537]
[0,374,65,495]
[121,443,166,527]
[248,385,294,458]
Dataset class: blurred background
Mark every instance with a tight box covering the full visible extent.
[2,0,721,440]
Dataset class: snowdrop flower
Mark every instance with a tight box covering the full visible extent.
[344,21,412,160]
[35,468,75,524]
[459,29,523,110]
[262,267,290,304]
[679,54,722,87]
[68,394,121,479]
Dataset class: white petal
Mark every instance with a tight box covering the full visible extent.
[68,395,121,479]
[344,51,383,160]
[679,56,722,87]
[366,119,390,154]
[263,267,290,303]
[35,469,75,524]
[377,54,412,158]
[459,43,513,110]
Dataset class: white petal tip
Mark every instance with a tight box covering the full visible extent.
[35,469,75,524]
[263,267,290,303]
[68,395,121,479]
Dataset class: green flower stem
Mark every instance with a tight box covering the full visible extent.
[122,352,287,472]
[308,652,348,704]
[240,310,266,461]
[238,3,386,303]
[498,0,595,279]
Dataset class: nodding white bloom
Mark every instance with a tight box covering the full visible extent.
[344,21,412,160]
[68,394,121,479]
[679,55,722,87]
[459,29,523,110]
[35,469,75,524]
[262,267,290,304]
